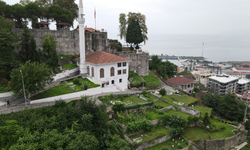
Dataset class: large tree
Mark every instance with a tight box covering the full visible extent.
[48,4,72,25]
[10,61,53,98]
[126,19,143,49]
[119,12,148,44]
[42,34,58,69]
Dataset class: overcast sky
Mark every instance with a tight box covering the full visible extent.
[4,0,250,60]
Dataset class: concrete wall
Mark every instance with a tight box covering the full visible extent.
[12,29,109,55]
[115,52,149,76]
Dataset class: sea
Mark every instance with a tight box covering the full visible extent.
[141,34,250,62]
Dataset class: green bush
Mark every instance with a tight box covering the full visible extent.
[159,88,166,96]
[127,119,153,133]
[73,77,80,85]
[84,85,88,90]
[113,104,126,113]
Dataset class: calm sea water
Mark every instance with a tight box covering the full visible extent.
[142,34,250,62]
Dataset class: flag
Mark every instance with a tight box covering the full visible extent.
[94,8,96,18]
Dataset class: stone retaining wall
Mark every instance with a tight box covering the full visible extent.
[136,134,172,150]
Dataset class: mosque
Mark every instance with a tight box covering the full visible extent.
[77,0,131,91]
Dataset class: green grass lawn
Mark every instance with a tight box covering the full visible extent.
[192,105,212,117]
[121,95,146,104]
[146,108,191,120]
[31,78,100,100]
[161,94,197,107]
[129,127,169,144]
[182,119,235,140]
[142,72,161,87]
[145,93,158,101]
[154,100,171,108]
[129,71,143,84]
[63,64,78,70]
[144,137,188,150]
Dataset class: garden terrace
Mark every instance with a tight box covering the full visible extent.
[129,71,161,88]
[161,94,198,107]
[142,72,161,87]
[153,100,171,109]
[62,64,78,70]
[144,137,188,150]
[146,108,192,120]
[31,78,100,100]
[129,127,170,145]
[192,105,212,117]
[182,119,235,140]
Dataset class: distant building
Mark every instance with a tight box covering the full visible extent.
[237,79,250,95]
[241,63,250,67]
[208,75,239,95]
[166,76,196,94]
[192,71,216,87]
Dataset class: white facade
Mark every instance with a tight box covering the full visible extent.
[86,62,129,91]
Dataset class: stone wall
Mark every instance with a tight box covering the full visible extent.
[12,29,109,55]
[190,131,246,150]
[136,134,172,150]
[115,52,149,76]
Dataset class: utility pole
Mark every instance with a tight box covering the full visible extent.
[20,70,27,107]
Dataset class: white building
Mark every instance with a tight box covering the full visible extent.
[84,51,131,91]
[192,71,216,87]
[237,79,250,95]
[208,75,239,95]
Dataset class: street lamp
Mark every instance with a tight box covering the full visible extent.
[20,70,27,107]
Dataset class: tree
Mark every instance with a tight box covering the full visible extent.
[119,12,148,44]
[47,48,58,70]
[52,0,78,25]
[25,2,43,28]
[42,34,57,57]
[11,4,27,28]
[10,61,53,98]
[107,135,131,150]
[126,19,143,49]
[48,4,72,26]
[19,23,31,63]
[202,112,211,126]
[159,88,166,96]
[29,35,40,63]
[168,114,187,137]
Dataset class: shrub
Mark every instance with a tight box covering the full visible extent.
[127,119,153,133]
[73,77,80,85]
[159,88,166,96]
[141,81,146,87]
[112,104,126,113]
[142,90,147,96]
[54,100,67,108]
[84,85,88,90]
[118,95,124,100]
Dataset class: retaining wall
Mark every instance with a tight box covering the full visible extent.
[12,29,109,55]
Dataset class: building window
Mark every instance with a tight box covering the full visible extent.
[92,67,94,77]
[123,62,126,66]
[100,68,104,78]
[119,79,122,83]
[87,66,89,75]
[123,69,126,74]
[118,63,121,67]
[110,67,115,76]
[112,80,115,84]
[118,70,121,75]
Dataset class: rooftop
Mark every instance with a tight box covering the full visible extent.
[209,75,238,83]
[234,67,250,71]
[77,51,131,65]
[238,79,250,85]
[166,76,196,85]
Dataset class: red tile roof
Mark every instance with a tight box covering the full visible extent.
[241,63,250,67]
[76,27,99,32]
[78,51,131,64]
[38,21,49,24]
[166,76,196,85]
[5,18,15,22]
[235,67,250,71]
[57,22,70,25]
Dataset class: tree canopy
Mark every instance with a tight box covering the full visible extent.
[119,12,148,44]
[10,61,53,98]
[126,19,143,49]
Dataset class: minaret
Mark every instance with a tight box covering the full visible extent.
[78,0,87,74]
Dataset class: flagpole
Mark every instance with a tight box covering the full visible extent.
[94,7,96,29]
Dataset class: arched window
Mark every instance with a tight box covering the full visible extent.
[110,67,114,76]
[100,68,104,78]
[92,67,94,77]
[87,66,89,75]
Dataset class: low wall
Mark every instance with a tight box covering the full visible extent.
[180,106,200,117]
[0,92,18,102]
[190,131,245,150]
[136,134,172,150]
